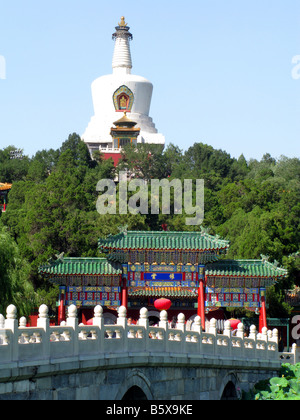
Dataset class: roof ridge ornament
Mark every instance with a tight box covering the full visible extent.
[261,254,270,263]
[119,16,127,27]
[55,252,65,262]
[118,225,128,235]
[200,226,210,236]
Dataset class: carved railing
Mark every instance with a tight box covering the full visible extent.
[0,304,294,367]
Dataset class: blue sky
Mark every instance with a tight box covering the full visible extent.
[0,0,299,161]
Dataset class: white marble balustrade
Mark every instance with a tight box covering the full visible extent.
[0,304,296,367]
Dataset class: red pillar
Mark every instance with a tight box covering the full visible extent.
[58,288,66,325]
[197,275,206,331]
[121,278,128,309]
[259,290,267,333]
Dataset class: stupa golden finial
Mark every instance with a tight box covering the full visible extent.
[119,16,127,27]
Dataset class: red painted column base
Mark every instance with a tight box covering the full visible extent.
[197,277,206,331]
[259,294,267,333]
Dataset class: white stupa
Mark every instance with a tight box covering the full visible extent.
[82,17,165,159]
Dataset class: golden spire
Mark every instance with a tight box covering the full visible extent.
[119,16,127,27]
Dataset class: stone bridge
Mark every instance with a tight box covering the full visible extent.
[0,304,296,400]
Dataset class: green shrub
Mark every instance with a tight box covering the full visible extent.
[245,363,300,400]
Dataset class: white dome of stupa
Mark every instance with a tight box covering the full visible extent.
[82,17,165,155]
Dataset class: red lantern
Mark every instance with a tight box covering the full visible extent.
[154,298,172,311]
[229,318,241,330]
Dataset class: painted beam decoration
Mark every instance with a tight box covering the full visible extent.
[63,286,121,307]
[126,263,205,288]
[205,275,276,309]
[205,287,263,309]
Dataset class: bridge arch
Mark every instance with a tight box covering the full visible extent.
[122,386,148,400]
[219,372,239,400]
[115,369,153,401]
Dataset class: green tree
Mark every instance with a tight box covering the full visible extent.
[0,223,35,317]
[118,143,166,180]
[0,146,30,183]
[60,133,93,169]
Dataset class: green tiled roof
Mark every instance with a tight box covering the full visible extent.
[99,231,230,251]
[206,259,288,278]
[39,257,122,276]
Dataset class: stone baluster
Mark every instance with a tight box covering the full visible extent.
[117,306,127,329]
[236,323,244,339]
[5,305,18,361]
[248,325,257,359]
[37,305,50,358]
[190,316,201,352]
[267,330,272,342]
[159,310,168,330]
[138,307,149,329]
[156,310,167,351]
[272,328,278,344]
[224,320,232,338]
[37,305,50,331]
[18,317,27,344]
[209,318,217,336]
[177,313,185,332]
[249,325,257,340]
[19,317,27,328]
[67,305,78,329]
[138,307,149,351]
[267,330,277,356]
[5,305,18,331]
[93,305,104,329]
[192,316,202,335]
[261,327,268,342]
[116,306,128,351]
[292,343,298,364]
[66,305,78,356]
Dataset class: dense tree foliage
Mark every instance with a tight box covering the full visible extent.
[0,135,299,317]
[0,223,35,316]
